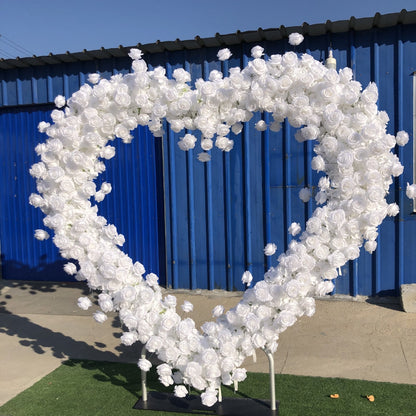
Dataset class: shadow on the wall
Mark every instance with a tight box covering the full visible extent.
[1,255,73,282]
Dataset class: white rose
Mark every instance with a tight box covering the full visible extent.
[337,150,354,169]
[232,368,247,382]
[185,362,202,379]
[327,250,346,268]
[121,286,136,302]
[178,134,197,151]
[231,122,243,135]
[250,46,264,58]
[299,187,311,202]
[77,296,92,310]
[396,131,409,146]
[38,121,50,133]
[197,152,211,162]
[121,331,139,346]
[160,311,180,331]
[255,120,267,131]
[128,48,143,60]
[364,240,377,253]
[122,313,138,330]
[288,222,301,236]
[306,217,321,234]
[34,229,50,241]
[314,244,329,260]
[288,32,304,46]
[343,245,360,260]
[245,312,261,332]
[387,203,399,217]
[98,294,113,312]
[201,138,213,151]
[217,48,232,61]
[241,270,253,286]
[315,280,334,297]
[93,311,108,323]
[64,262,77,275]
[174,385,188,398]
[181,300,193,312]
[406,183,416,199]
[146,335,163,352]
[212,304,224,318]
[172,68,191,83]
[215,136,234,152]
[311,155,325,172]
[138,358,152,372]
[264,243,277,256]
[201,389,217,407]
[54,95,66,108]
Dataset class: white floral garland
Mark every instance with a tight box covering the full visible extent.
[30,37,412,407]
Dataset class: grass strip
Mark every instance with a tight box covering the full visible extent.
[0,359,415,416]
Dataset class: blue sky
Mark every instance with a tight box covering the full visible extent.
[0,0,415,59]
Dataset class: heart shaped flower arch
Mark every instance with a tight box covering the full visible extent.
[30,42,408,406]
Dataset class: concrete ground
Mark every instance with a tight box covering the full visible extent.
[1,280,416,407]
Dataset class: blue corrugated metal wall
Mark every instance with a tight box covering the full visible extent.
[1,23,416,295]
[0,104,164,282]
[158,25,416,295]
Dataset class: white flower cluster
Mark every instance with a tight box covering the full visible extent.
[29,46,410,407]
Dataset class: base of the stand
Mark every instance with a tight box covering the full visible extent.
[133,391,279,415]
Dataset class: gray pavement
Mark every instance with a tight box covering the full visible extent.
[1,280,416,406]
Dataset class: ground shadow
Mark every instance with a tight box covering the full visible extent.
[0,279,155,398]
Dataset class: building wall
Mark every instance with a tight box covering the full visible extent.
[1,22,415,295]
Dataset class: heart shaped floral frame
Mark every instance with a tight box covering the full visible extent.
[30,41,409,406]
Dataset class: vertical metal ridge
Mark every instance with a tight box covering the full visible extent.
[349,30,356,79]
[202,59,215,290]
[63,73,69,98]
[223,151,233,290]
[16,78,23,105]
[186,149,196,289]
[165,62,178,288]
[395,25,405,292]
[221,58,233,290]
[283,121,291,249]
[1,79,7,106]
[372,29,381,295]
[304,140,313,220]
[31,76,38,104]
[47,72,53,103]
[205,155,214,289]
[263,112,271,271]
[242,52,252,273]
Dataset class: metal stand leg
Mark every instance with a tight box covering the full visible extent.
[262,348,276,411]
[218,386,222,403]
[140,345,148,403]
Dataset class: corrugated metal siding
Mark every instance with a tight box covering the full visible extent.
[0,105,164,282]
[1,19,416,295]
[161,24,416,295]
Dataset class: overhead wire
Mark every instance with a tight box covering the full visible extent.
[0,33,35,58]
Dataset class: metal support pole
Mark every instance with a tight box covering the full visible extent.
[218,386,222,403]
[140,345,148,403]
[262,348,276,411]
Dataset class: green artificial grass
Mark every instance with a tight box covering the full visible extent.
[1,359,415,416]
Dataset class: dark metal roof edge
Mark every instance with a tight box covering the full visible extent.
[1,9,415,70]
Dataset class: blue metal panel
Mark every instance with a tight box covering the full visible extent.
[0,105,164,282]
[161,24,416,296]
[1,22,416,294]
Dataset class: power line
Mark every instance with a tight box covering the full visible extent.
[0,47,16,59]
[0,33,36,57]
